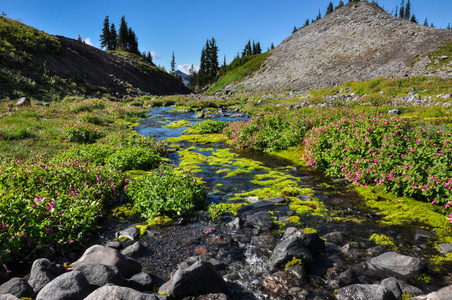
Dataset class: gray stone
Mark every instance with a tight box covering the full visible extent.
[380,277,423,299]
[15,97,31,107]
[268,236,313,271]
[84,285,164,300]
[230,113,246,118]
[243,196,260,203]
[341,244,360,259]
[336,284,397,300]
[196,111,205,119]
[28,258,65,293]
[71,245,142,278]
[127,272,153,291]
[158,261,227,298]
[224,217,243,231]
[190,294,228,300]
[414,229,435,244]
[296,194,311,201]
[438,56,449,61]
[36,269,91,300]
[438,243,452,255]
[388,109,401,115]
[117,226,140,241]
[299,232,325,256]
[106,241,123,250]
[369,252,426,280]
[0,278,34,299]
[76,264,123,289]
[0,295,19,300]
[121,241,145,258]
[323,232,345,244]
[438,284,452,300]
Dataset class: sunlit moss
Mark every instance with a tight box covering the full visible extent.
[285,257,303,270]
[286,216,301,226]
[166,120,191,129]
[369,233,398,252]
[165,133,227,144]
[269,145,307,167]
[301,227,318,234]
[136,216,173,235]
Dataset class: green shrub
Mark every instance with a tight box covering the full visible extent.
[62,123,104,144]
[192,120,230,134]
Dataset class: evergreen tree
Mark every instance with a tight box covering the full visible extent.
[447,23,451,30]
[292,26,298,34]
[254,42,262,54]
[197,38,219,86]
[109,23,117,50]
[423,18,428,26]
[336,0,344,10]
[316,9,321,21]
[399,0,405,19]
[304,19,310,27]
[146,51,153,64]
[117,16,128,51]
[404,0,411,20]
[188,64,197,87]
[100,16,110,50]
[127,27,138,54]
[171,51,176,75]
[242,40,252,57]
[410,14,417,23]
[271,43,275,50]
[394,6,398,18]
[326,2,334,15]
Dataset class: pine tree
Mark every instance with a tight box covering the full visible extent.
[255,42,262,54]
[304,19,310,27]
[109,23,117,50]
[326,2,334,15]
[100,16,110,50]
[423,18,428,26]
[394,6,398,18]
[410,14,417,23]
[146,51,153,64]
[399,0,405,19]
[271,43,275,50]
[171,51,176,75]
[127,27,138,54]
[336,0,344,10]
[316,9,321,21]
[447,23,451,30]
[242,40,252,57]
[404,0,411,20]
[292,26,298,34]
[117,16,128,51]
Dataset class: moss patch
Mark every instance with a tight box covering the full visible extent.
[369,233,398,251]
[269,145,307,167]
[166,120,191,129]
[165,133,227,144]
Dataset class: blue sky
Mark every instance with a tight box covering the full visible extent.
[2,0,451,73]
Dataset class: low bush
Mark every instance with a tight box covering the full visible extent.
[192,120,230,134]
[62,123,104,144]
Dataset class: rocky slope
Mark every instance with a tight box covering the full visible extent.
[35,36,191,97]
[225,1,452,92]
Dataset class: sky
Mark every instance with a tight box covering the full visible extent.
[2,0,452,74]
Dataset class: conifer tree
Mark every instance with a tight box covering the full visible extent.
[117,16,128,51]
[292,26,298,34]
[254,42,262,54]
[336,0,344,10]
[394,6,398,18]
[399,0,405,19]
[410,14,417,23]
[171,51,176,75]
[304,19,310,27]
[127,27,138,54]
[146,51,153,63]
[271,43,275,50]
[316,9,321,21]
[326,2,334,15]
[109,23,117,50]
[423,18,428,26]
[447,23,451,30]
[242,40,252,57]
[404,0,411,20]
[100,16,111,50]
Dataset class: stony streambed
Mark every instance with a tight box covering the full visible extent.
[2,106,452,300]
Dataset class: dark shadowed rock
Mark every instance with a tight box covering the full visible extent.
[0,278,34,299]
[76,264,123,290]
[28,258,65,293]
[71,245,142,278]
[323,231,346,244]
[36,269,91,300]
[127,272,153,292]
[186,294,228,300]
[299,232,325,257]
[106,241,123,250]
[268,236,313,271]
[336,284,397,300]
[121,241,145,258]
[369,252,426,280]
[414,229,435,244]
[380,277,423,299]
[84,285,165,300]
[158,261,227,298]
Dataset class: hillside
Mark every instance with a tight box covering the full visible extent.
[0,17,190,100]
[223,1,452,92]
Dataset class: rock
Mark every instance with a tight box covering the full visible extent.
[366,244,393,257]
[299,232,325,257]
[388,109,401,115]
[380,277,423,299]
[0,294,20,300]
[224,217,243,231]
[268,236,313,271]
[230,113,246,118]
[117,226,140,241]
[84,285,164,300]
[369,252,426,280]
[414,229,435,244]
[28,258,65,293]
[323,232,345,244]
[127,272,153,292]
[36,269,91,300]
[15,97,31,107]
[189,294,228,300]
[336,284,397,300]
[438,243,452,255]
[438,56,449,61]
[296,194,311,201]
[338,269,358,286]
[341,244,361,259]
[438,284,452,300]
[121,241,145,258]
[0,278,34,299]
[106,241,123,250]
[76,264,123,290]
[443,102,452,108]
[71,245,142,278]
[261,271,303,299]
[196,111,205,119]
[243,196,260,203]
[282,227,301,240]
[158,261,227,298]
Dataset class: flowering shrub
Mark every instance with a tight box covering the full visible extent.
[62,123,104,144]
[126,165,206,219]
[303,110,452,208]
[0,155,124,267]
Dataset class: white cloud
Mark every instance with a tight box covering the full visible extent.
[84,37,94,46]
[178,64,199,75]
[150,51,159,60]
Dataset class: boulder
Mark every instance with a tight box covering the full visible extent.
[84,285,164,300]
[76,264,123,290]
[117,226,140,241]
[0,278,34,299]
[28,258,65,293]
[121,241,145,258]
[71,245,142,277]
[158,261,227,298]
[36,269,91,300]
[438,243,452,255]
[196,111,205,119]
[189,294,228,300]
[0,295,20,300]
[380,277,423,299]
[268,236,313,271]
[388,109,401,115]
[336,284,397,300]
[369,252,426,280]
[127,272,153,292]
[15,97,31,107]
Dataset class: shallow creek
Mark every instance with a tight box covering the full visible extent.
[98,106,451,299]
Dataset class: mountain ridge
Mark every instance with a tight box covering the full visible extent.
[224,1,452,92]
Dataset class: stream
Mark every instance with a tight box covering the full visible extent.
[98,106,451,299]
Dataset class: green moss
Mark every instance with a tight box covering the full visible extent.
[369,234,398,251]
[286,216,301,226]
[177,147,206,173]
[290,198,328,217]
[285,257,303,270]
[429,253,452,272]
[136,216,173,235]
[301,227,318,234]
[412,273,432,285]
[111,204,135,219]
[166,120,191,129]
[269,145,307,166]
[165,133,227,144]
[208,202,248,218]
